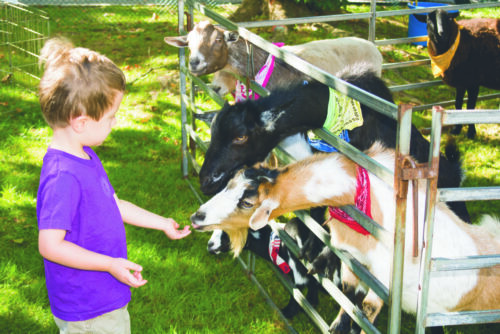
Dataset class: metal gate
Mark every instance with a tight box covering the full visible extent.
[176,1,500,333]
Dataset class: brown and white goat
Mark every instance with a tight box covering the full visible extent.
[164,20,383,96]
[191,143,500,330]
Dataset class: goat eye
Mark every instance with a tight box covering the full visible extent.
[239,200,254,209]
[232,135,248,145]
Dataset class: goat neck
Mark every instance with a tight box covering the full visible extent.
[257,82,329,139]
[256,153,357,225]
[227,39,272,79]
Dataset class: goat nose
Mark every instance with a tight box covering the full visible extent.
[189,58,200,68]
[201,177,213,188]
[191,211,206,223]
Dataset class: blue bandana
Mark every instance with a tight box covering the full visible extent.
[308,129,350,152]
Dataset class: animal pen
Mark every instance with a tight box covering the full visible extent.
[0,2,49,87]
[176,1,500,333]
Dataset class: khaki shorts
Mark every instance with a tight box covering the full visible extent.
[53,305,130,334]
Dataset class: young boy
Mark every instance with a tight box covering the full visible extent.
[36,37,191,333]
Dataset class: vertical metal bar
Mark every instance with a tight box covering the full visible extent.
[187,7,196,171]
[178,0,189,178]
[415,106,444,334]
[388,104,412,334]
[368,0,377,42]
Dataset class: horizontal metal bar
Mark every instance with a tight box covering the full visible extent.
[375,36,428,46]
[185,124,208,152]
[180,66,226,106]
[264,249,330,333]
[375,3,500,19]
[442,110,500,126]
[426,309,500,327]
[237,12,372,28]
[294,210,390,304]
[382,59,430,71]
[341,205,392,248]
[412,93,500,112]
[223,71,271,97]
[184,178,204,205]
[277,229,381,334]
[389,80,442,92]
[431,254,500,272]
[235,256,299,334]
[313,129,394,187]
[438,187,500,202]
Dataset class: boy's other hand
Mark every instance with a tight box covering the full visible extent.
[163,218,191,240]
[108,258,148,288]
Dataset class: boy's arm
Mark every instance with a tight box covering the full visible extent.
[38,229,147,288]
[114,194,191,240]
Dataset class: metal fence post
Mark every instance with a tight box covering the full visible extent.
[368,0,376,42]
[178,0,189,178]
[387,104,412,334]
[415,106,444,334]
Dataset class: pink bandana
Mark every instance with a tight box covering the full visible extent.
[269,230,291,274]
[234,43,285,102]
[329,166,372,235]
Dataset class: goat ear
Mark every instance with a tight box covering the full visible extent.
[164,36,188,48]
[413,14,427,24]
[449,11,459,20]
[224,31,239,44]
[249,199,278,231]
[193,111,217,124]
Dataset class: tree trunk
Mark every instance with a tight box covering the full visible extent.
[228,0,268,23]
[229,0,322,22]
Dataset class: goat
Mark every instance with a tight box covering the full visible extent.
[199,67,470,224]
[191,142,500,333]
[207,219,323,319]
[416,9,500,139]
[164,20,383,96]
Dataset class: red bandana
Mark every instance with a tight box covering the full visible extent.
[329,166,372,235]
[269,231,291,274]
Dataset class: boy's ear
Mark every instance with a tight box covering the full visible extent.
[70,115,89,133]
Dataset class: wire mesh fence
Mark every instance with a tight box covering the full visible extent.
[1,2,50,86]
[0,0,238,87]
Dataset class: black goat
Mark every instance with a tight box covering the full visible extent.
[207,219,323,319]
[199,66,470,223]
[416,9,500,139]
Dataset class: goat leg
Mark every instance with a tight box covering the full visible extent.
[329,264,364,334]
[450,87,466,135]
[281,294,302,319]
[466,85,480,139]
[298,207,328,261]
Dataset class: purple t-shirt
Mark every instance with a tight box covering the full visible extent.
[37,146,131,321]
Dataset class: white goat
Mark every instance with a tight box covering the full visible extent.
[165,20,383,96]
[191,143,500,330]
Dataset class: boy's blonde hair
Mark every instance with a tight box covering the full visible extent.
[39,37,126,128]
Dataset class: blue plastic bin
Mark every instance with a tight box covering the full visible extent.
[408,2,459,46]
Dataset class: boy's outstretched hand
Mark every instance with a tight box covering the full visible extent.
[163,218,191,240]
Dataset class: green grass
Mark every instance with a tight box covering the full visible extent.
[0,3,499,334]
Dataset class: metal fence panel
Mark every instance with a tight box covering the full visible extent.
[0,2,49,86]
